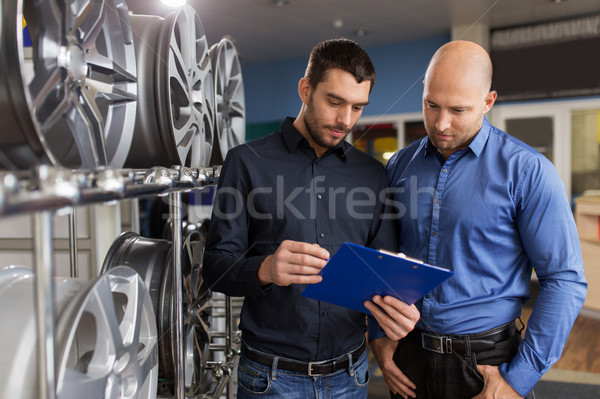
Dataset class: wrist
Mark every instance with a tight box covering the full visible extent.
[257,255,272,286]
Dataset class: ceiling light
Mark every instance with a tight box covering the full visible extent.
[272,0,291,6]
[160,0,187,7]
[333,19,344,29]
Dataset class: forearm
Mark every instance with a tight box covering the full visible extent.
[499,276,587,395]
[203,249,268,297]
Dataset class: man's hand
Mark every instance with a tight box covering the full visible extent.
[257,240,329,286]
[472,365,523,399]
[364,295,420,341]
[370,336,416,399]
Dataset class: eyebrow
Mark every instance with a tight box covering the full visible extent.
[327,92,370,107]
[425,99,471,109]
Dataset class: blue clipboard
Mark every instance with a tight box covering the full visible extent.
[301,242,453,314]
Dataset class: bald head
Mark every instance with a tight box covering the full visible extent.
[425,40,493,97]
[421,41,497,159]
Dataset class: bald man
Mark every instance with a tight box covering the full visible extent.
[368,41,587,398]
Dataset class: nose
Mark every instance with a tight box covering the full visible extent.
[336,106,353,128]
[436,110,451,132]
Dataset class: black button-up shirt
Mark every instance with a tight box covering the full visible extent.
[203,117,398,361]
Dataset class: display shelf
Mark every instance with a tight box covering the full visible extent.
[0,163,237,399]
[0,165,220,218]
[575,195,600,312]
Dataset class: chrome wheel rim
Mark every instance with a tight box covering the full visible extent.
[55,266,158,399]
[210,37,245,165]
[159,224,212,395]
[0,0,137,169]
[0,266,85,399]
[127,5,214,168]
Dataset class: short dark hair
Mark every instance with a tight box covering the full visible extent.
[305,38,376,93]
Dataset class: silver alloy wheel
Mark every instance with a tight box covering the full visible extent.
[126,5,214,168]
[101,231,172,313]
[209,37,246,165]
[0,0,137,170]
[0,266,86,399]
[101,225,212,396]
[158,223,212,396]
[55,266,158,399]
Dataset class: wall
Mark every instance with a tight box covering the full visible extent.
[242,33,450,138]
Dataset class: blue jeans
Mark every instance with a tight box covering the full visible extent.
[237,348,369,398]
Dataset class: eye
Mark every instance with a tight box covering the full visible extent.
[329,100,341,106]
[426,102,439,109]
[353,105,364,111]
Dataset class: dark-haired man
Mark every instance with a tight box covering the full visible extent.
[204,38,419,398]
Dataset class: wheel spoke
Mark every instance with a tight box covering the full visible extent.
[37,90,70,134]
[68,0,102,44]
[29,68,63,113]
[91,277,126,354]
[64,91,106,167]
[59,368,109,399]
[176,126,197,162]
[228,97,246,119]
[84,76,136,103]
[169,40,190,87]
[137,341,159,381]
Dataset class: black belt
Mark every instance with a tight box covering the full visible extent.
[241,341,366,376]
[418,321,517,355]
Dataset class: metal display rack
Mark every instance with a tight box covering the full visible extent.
[0,164,239,399]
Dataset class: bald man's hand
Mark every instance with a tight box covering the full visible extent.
[364,295,420,341]
[257,240,329,286]
[472,365,523,399]
[370,336,416,399]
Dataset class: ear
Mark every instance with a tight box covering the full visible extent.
[483,90,497,114]
[298,77,311,104]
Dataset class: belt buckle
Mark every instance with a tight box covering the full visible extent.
[308,359,328,376]
[422,333,453,354]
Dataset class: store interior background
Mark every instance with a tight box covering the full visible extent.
[2,0,600,397]
[136,0,600,393]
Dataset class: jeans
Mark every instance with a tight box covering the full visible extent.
[237,348,369,398]
[391,328,535,399]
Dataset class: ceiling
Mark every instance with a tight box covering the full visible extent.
[124,0,600,65]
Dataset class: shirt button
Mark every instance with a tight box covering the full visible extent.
[435,199,440,204]
[425,294,431,299]
[319,233,325,238]
[442,168,448,173]
[317,194,322,200]
[432,231,437,236]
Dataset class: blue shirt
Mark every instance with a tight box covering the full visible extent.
[203,117,398,362]
[385,117,587,395]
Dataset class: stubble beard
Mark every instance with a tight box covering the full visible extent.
[303,101,351,150]
[425,119,482,153]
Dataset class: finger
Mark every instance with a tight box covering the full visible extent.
[283,240,330,259]
[375,296,420,327]
[387,378,415,399]
[365,301,408,341]
[285,262,326,276]
[377,296,418,319]
[286,274,323,285]
[286,253,328,271]
[273,248,327,271]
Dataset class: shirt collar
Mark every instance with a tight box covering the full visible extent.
[281,117,349,160]
[424,116,491,158]
[468,116,491,157]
